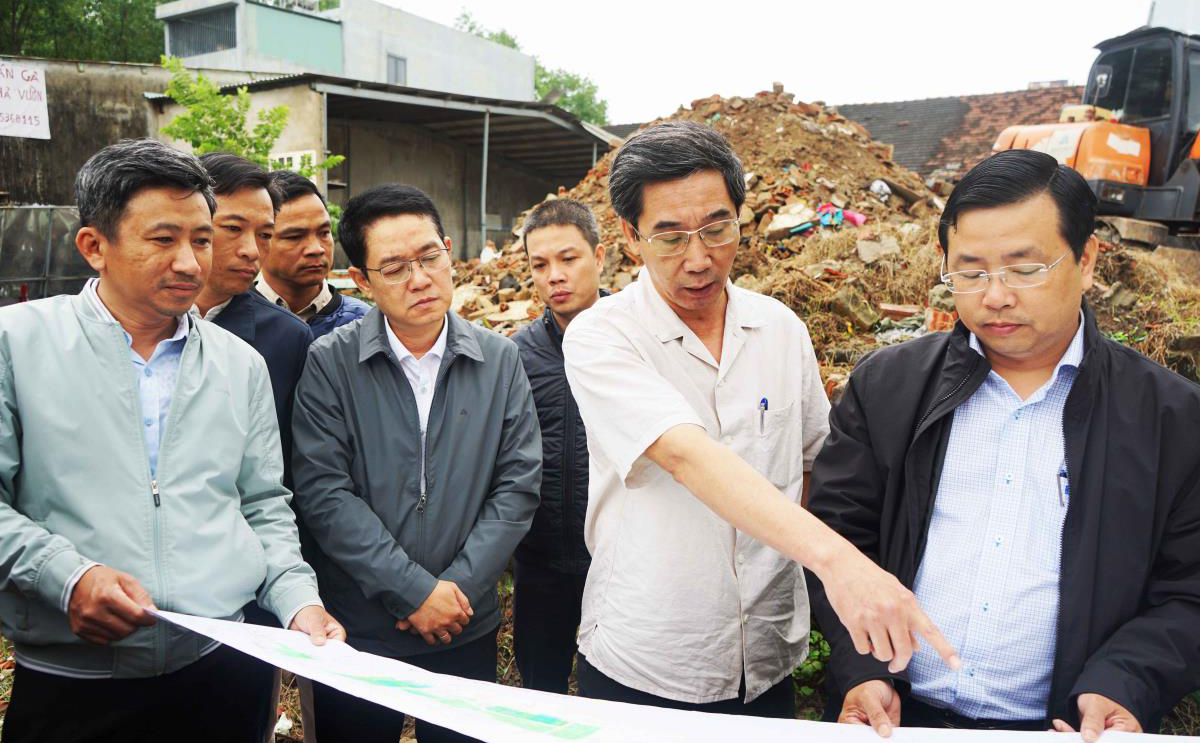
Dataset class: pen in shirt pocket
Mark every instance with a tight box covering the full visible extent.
[1057,465,1070,506]
[759,397,768,435]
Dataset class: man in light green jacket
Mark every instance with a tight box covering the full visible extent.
[0,139,344,743]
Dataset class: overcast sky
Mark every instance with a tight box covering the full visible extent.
[381,0,1150,124]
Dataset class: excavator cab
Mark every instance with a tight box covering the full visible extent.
[994,27,1200,226]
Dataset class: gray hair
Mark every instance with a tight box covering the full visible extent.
[608,120,745,230]
[75,139,216,238]
[522,198,600,249]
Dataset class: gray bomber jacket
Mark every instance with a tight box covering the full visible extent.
[291,308,541,657]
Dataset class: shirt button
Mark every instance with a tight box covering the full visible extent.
[982,602,990,612]
[736,554,745,565]
[722,436,733,445]
[144,418,152,427]
[742,614,749,624]
[1003,474,1013,485]
[994,537,1003,547]
[144,368,152,377]
[968,669,976,678]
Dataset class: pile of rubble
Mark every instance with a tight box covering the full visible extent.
[452,85,1199,385]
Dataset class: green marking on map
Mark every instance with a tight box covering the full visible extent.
[271,643,316,661]
[484,706,599,739]
[329,673,600,739]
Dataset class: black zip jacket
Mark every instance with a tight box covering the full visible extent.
[512,297,607,575]
[806,303,1200,728]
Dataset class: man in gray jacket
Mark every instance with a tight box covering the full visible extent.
[0,139,343,743]
[292,183,541,743]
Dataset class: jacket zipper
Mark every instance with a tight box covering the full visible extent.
[561,383,576,566]
[148,473,166,673]
[1046,410,1072,720]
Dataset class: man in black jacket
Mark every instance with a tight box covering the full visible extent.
[511,199,607,693]
[808,149,1200,739]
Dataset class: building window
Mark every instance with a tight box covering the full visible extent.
[167,7,237,57]
[387,55,407,86]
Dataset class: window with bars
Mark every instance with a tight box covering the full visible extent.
[168,7,237,57]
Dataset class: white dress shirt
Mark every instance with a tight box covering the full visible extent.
[907,315,1084,720]
[562,270,831,704]
[255,276,333,321]
[386,315,449,494]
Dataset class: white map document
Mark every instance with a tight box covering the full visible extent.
[152,610,1192,743]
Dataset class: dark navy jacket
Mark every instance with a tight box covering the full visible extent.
[308,289,370,338]
[211,290,313,479]
[511,295,607,576]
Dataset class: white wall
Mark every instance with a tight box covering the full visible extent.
[338,0,536,100]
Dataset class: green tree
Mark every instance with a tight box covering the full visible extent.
[1,0,163,63]
[453,10,609,125]
[159,55,344,178]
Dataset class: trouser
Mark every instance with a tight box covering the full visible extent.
[1,643,274,743]
[243,601,285,743]
[902,696,1047,731]
[576,654,796,719]
[311,629,498,743]
[512,559,587,694]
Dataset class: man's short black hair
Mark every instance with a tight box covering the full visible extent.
[608,120,745,229]
[939,149,1097,260]
[75,139,216,239]
[338,184,446,270]
[268,169,326,206]
[199,153,283,212]
[521,198,600,250]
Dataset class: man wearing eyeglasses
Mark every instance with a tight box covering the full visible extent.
[807,149,1200,738]
[561,120,961,718]
[290,184,541,743]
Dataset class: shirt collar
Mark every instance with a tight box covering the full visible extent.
[385,313,449,365]
[635,269,765,344]
[85,278,190,344]
[969,310,1086,380]
[254,275,334,318]
[190,296,234,322]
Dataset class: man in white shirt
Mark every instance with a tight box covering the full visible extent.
[562,120,959,716]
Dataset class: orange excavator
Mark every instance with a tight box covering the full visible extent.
[994,26,1200,241]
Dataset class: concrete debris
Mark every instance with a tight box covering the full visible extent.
[928,284,957,312]
[446,88,1198,385]
[856,236,901,264]
[830,286,880,331]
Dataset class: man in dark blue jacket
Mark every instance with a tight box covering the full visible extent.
[195,154,314,461]
[257,170,369,337]
[194,153,316,743]
[511,199,607,694]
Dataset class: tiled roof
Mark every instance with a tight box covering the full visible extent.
[839,87,1084,179]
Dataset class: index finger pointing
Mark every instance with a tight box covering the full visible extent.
[911,606,960,671]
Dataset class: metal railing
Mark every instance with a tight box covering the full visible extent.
[0,207,93,307]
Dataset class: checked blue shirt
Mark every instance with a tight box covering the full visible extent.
[906,315,1084,720]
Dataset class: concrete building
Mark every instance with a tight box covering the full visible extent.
[155,0,536,101]
[148,73,618,257]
